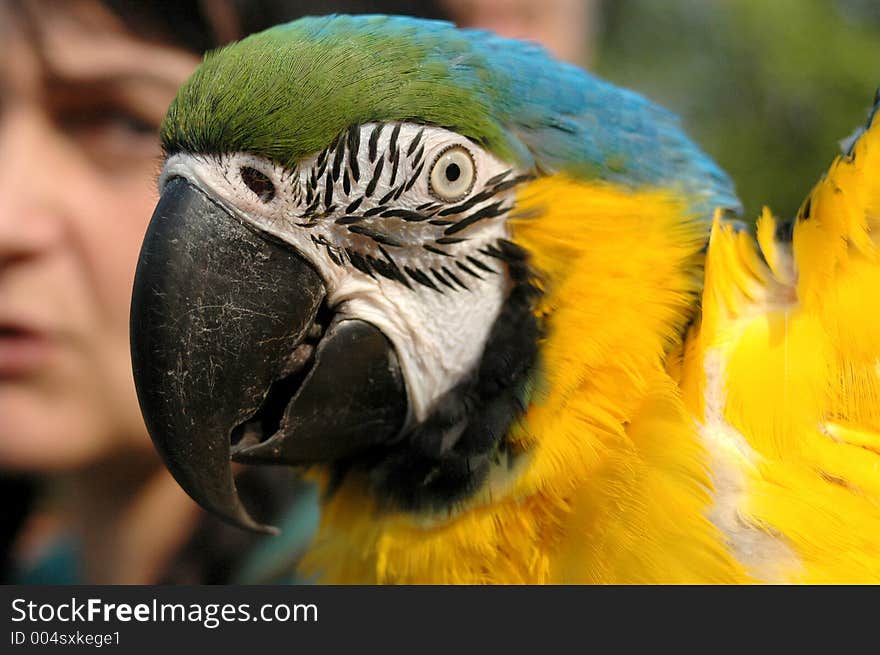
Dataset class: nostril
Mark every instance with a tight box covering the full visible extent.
[240,166,276,203]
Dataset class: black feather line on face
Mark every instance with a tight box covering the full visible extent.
[480,243,507,260]
[456,260,482,279]
[347,224,404,248]
[347,125,361,182]
[405,265,441,292]
[313,161,323,183]
[332,133,345,182]
[437,189,494,217]
[311,234,342,266]
[365,156,385,197]
[442,266,468,290]
[485,169,512,186]
[388,149,400,187]
[467,256,497,274]
[378,187,397,205]
[368,124,383,163]
[388,124,401,159]
[346,248,374,277]
[362,205,387,218]
[491,174,534,193]
[431,174,530,219]
[316,146,329,171]
[366,254,390,278]
[291,175,301,204]
[404,161,425,193]
[411,144,425,169]
[407,127,425,157]
[303,195,321,218]
[323,172,334,207]
[380,208,428,222]
[377,244,411,288]
[326,245,342,266]
[431,267,456,290]
[423,244,451,257]
[443,201,508,236]
[436,236,467,245]
[367,253,409,287]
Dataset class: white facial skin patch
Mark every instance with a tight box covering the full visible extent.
[160,123,532,424]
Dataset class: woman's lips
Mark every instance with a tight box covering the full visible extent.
[0,324,54,376]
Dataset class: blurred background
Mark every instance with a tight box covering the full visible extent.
[597,0,880,221]
[1,0,878,584]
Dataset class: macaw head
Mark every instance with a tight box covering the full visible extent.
[131,15,738,531]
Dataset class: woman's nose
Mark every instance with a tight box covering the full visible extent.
[0,106,71,265]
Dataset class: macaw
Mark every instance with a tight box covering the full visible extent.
[130,15,880,583]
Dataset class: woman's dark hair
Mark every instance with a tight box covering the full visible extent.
[102,0,449,53]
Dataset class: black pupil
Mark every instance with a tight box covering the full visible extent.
[445,162,461,182]
[241,166,275,203]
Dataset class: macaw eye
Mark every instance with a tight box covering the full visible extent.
[429,145,475,202]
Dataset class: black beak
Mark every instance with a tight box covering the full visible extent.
[131,178,406,532]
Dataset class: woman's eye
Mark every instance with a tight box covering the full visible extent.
[105,110,156,137]
[57,103,160,172]
[59,106,155,138]
[429,145,476,202]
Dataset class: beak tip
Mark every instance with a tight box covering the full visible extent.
[231,511,280,536]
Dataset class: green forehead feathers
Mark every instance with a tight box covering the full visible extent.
[161,15,514,169]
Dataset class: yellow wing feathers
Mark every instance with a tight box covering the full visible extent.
[681,109,880,582]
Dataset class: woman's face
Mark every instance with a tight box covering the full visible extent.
[0,1,199,470]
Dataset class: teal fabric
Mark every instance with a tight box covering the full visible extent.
[232,483,320,585]
[14,535,82,585]
[13,485,319,585]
